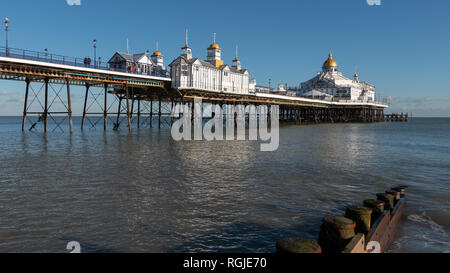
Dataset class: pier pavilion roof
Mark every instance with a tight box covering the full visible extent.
[108,51,152,64]
[169,56,248,74]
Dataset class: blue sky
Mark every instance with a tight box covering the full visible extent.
[0,0,449,116]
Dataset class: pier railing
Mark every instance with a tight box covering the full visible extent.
[332,99,389,106]
[0,46,170,78]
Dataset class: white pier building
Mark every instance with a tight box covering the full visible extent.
[169,34,254,94]
[298,52,375,102]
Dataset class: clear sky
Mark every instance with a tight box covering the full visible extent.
[0,0,449,116]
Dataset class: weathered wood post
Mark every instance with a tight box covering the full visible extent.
[345,206,373,235]
[276,238,322,253]
[391,186,407,198]
[363,199,385,223]
[376,193,395,211]
[386,190,401,206]
[318,216,356,253]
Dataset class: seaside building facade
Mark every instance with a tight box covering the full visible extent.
[108,49,169,77]
[169,35,254,94]
[298,52,375,102]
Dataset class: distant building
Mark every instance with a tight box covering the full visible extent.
[169,34,252,94]
[108,49,168,77]
[255,85,272,93]
[271,82,288,95]
[298,51,375,102]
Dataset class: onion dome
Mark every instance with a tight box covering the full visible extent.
[208,43,221,50]
[152,50,163,57]
[323,51,338,67]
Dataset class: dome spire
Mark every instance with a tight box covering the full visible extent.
[182,28,191,49]
[181,28,192,59]
[232,45,241,70]
[233,45,239,61]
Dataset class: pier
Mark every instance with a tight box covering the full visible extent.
[383,113,409,122]
[0,46,388,133]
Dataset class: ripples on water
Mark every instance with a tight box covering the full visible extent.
[0,117,449,253]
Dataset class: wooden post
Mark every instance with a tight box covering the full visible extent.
[22,78,30,132]
[276,238,322,253]
[44,78,49,133]
[81,83,89,131]
[66,79,73,134]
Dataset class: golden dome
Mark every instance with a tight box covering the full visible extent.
[323,51,338,67]
[208,43,221,50]
[152,50,163,57]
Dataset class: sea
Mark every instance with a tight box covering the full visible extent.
[0,116,449,253]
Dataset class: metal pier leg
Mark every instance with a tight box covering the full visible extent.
[126,89,132,132]
[150,98,153,128]
[81,83,90,131]
[137,98,141,129]
[130,94,135,121]
[116,96,122,128]
[22,78,30,132]
[171,99,174,126]
[44,78,49,133]
[158,97,162,129]
[66,79,73,134]
[104,83,108,131]
[191,101,194,123]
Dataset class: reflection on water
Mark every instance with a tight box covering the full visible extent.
[0,117,449,253]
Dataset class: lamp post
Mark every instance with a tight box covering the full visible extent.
[98,57,101,68]
[5,18,9,56]
[93,39,97,68]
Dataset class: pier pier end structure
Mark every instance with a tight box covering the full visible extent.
[0,46,387,133]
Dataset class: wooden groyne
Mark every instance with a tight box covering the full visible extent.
[276,186,408,253]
